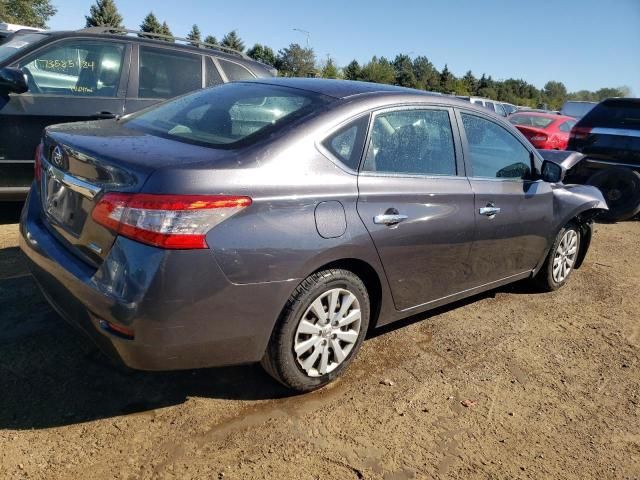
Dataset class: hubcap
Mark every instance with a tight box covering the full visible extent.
[552,229,578,283]
[294,288,361,377]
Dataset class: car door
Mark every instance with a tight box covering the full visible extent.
[456,110,553,284]
[0,37,129,168]
[124,44,207,114]
[356,106,476,311]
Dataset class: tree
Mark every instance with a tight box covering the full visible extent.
[393,54,416,88]
[275,43,316,77]
[85,0,123,29]
[321,56,338,79]
[412,56,439,91]
[439,64,455,93]
[343,60,362,81]
[221,30,245,53]
[543,80,568,109]
[462,70,478,95]
[1,0,57,28]
[360,56,395,84]
[203,35,218,46]
[160,21,174,42]
[139,12,162,38]
[186,24,201,47]
[247,43,277,66]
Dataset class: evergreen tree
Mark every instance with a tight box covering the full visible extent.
[412,56,439,91]
[321,57,339,79]
[221,30,245,53]
[275,43,316,77]
[160,21,174,42]
[393,54,416,88]
[462,70,478,95]
[85,0,123,29]
[203,35,218,47]
[439,64,455,93]
[343,60,362,81]
[247,44,277,66]
[139,12,162,38]
[360,56,395,84]
[1,0,57,28]
[186,24,201,47]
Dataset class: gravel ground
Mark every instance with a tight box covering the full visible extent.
[0,203,638,479]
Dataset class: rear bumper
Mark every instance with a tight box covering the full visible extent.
[19,186,297,370]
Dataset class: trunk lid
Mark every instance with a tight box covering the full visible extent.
[39,119,232,266]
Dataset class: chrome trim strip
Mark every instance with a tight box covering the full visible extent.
[585,159,640,169]
[42,159,102,200]
[591,127,640,138]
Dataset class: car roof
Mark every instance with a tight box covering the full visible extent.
[31,30,257,66]
[241,77,446,99]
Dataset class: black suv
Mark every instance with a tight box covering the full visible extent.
[0,27,275,200]
[566,98,640,221]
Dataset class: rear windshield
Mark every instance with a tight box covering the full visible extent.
[0,33,46,63]
[561,102,596,118]
[580,99,640,130]
[509,114,556,128]
[124,82,332,148]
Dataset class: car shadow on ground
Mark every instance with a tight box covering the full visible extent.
[0,202,23,225]
[0,239,544,431]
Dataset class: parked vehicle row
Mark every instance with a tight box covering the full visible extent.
[0,27,275,200]
[20,78,607,391]
[456,95,515,117]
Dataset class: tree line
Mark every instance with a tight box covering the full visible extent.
[1,0,630,110]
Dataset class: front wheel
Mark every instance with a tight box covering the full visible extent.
[261,269,370,392]
[534,223,581,291]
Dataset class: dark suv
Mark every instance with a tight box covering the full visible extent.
[0,27,275,200]
[566,98,640,221]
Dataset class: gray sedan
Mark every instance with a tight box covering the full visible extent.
[20,78,607,391]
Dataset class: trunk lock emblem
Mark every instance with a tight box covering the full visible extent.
[51,146,64,168]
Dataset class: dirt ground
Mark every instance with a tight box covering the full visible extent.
[0,202,638,480]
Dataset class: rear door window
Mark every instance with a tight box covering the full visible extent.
[139,46,202,98]
[218,58,254,81]
[19,40,125,96]
[362,109,457,176]
[559,120,576,132]
[461,112,532,179]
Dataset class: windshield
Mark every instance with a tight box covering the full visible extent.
[0,33,47,63]
[509,114,556,129]
[124,82,332,149]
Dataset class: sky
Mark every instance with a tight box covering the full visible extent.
[48,0,640,95]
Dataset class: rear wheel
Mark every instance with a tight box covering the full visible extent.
[534,223,581,291]
[586,167,640,222]
[261,269,370,392]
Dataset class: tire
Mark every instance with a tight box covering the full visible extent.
[261,269,370,392]
[586,167,640,222]
[533,223,581,292]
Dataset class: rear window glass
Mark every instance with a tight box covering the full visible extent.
[124,82,332,149]
[509,114,556,128]
[561,101,596,118]
[580,100,640,130]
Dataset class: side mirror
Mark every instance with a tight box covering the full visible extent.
[0,67,28,94]
[541,160,565,183]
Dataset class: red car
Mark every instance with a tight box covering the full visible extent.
[508,112,577,150]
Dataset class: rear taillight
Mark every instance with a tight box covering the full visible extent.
[570,126,592,140]
[92,193,252,249]
[34,142,43,182]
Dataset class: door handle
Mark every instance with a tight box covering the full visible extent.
[374,209,409,226]
[94,111,117,119]
[479,204,501,217]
